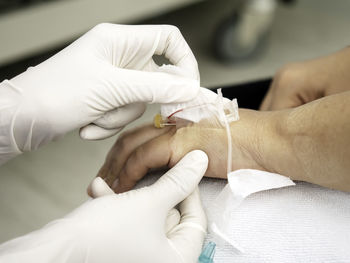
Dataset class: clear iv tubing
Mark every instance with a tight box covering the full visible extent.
[224,116,233,174]
[217,89,233,174]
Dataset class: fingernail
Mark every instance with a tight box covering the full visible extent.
[112,178,119,189]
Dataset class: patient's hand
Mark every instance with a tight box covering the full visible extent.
[90,91,350,193]
[260,47,350,111]
[90,109,270,194]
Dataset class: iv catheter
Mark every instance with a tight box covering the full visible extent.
[153,114,176,128]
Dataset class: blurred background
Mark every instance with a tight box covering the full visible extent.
[0,0,350,243]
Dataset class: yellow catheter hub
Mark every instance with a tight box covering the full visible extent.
[153,114,165,128]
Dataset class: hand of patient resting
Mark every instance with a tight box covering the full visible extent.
[89,109,266,194]
[91,92,350,194]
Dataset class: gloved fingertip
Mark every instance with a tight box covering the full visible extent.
[90,177,114,198]
[186,150,209,169]
[80,125,122,140]
[79,126,96,140]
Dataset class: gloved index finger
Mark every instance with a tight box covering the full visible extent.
[155,25,200,81]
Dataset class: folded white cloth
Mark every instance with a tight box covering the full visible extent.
[137,171,350,263]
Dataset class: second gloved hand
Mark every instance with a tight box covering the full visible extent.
[0,24,199,164]
[0,151,208,263]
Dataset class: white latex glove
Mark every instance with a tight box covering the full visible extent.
[0,150,208,263]
[0,23,200,165]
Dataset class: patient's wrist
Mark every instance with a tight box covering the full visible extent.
[229,109,281,173]
[252,109,300,178]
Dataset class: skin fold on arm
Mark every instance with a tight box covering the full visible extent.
[90,90,350,194]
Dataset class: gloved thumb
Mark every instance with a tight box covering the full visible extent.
[149,150,208,212]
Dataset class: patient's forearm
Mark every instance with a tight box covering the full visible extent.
[258,91,350,191]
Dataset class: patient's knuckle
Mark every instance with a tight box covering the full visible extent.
[115,133,130,151]
[275,63,304,88]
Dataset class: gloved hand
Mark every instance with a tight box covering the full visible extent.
[0,150,208,263]
[0,23,199,164]
[260,47,350,111]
